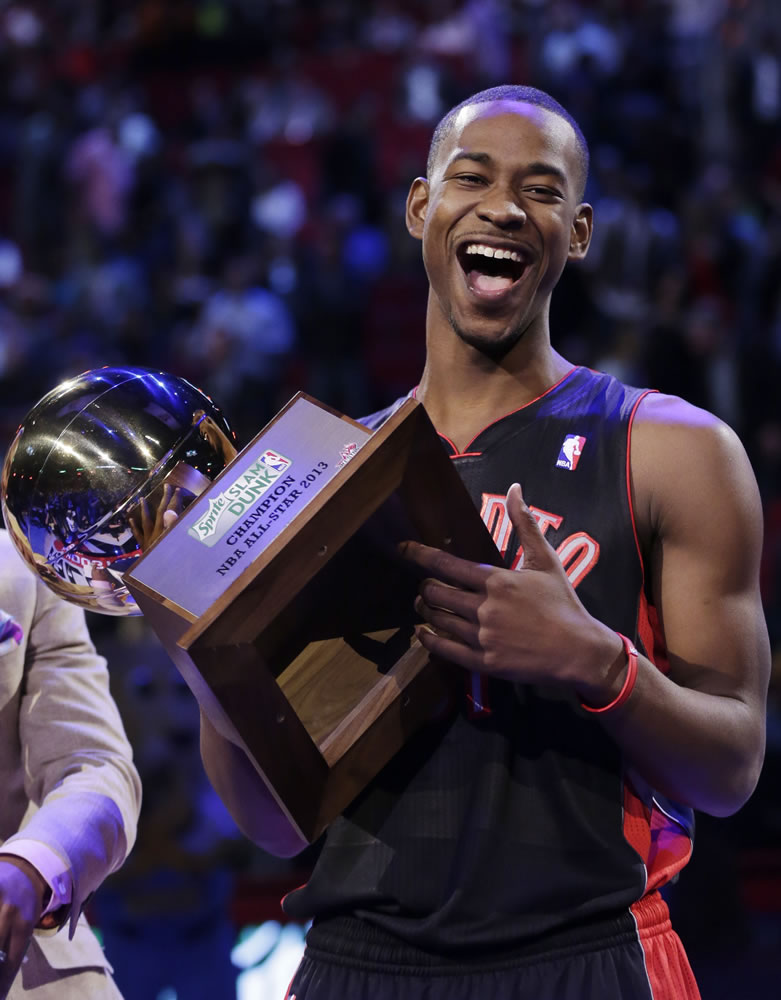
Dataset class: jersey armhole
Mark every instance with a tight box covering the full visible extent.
[626,389,669,673]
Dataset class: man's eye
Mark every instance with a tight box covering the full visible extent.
[456,174,486,184]
[526,186,562,199]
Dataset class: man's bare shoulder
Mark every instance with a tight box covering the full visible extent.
[634,390,730,433]
[630,392,761,543]
[632,391,748,472]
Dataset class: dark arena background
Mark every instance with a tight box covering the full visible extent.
[0,1,780,997]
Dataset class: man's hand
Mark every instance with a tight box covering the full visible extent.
[400,483,620,693]
[129,483,183,550]
[193,410,238,465]
[0,857,48,999]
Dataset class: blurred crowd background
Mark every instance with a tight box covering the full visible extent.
[0,0,780,997]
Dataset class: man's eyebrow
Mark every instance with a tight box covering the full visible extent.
[447,151,492,168]
[446,153,570,188]
[523,162,569,187]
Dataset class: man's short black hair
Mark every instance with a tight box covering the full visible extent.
[426,85,590,199]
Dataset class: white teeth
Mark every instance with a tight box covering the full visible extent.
[465,243,522,263]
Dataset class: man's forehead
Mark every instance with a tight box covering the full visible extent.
[451,98,574,141]
[442,100,576,164]
[454,99,550,130]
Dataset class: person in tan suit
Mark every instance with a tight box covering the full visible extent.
[0,528,142,999]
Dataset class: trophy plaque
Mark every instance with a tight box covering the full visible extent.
[124,392,501,843]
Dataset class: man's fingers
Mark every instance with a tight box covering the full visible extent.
[154,484,173,530]
[139,496,154,537]
[170,486,184,515]
[129,513,142,548]
[418,580,481,622]
[0,922,33,999]
[506,483,557,569]
[415,595,478,645]
[138,484,184,544]
[3,932,28,992]
[415,623,481,671]
[400,540,492,591]
[162,509,179,529]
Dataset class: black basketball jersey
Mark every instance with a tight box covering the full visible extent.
[284,366,694,958]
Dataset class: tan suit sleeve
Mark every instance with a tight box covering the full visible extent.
[1,532,142,938]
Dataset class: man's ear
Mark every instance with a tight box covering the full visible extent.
[568,202,593,262]
[406,177,429,240]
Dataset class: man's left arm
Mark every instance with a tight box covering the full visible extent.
[591,393,770,815]
[403,395,770,817]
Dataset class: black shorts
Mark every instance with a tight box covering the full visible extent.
[284,892,701,1000]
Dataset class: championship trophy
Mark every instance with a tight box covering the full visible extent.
[2,367,501,842]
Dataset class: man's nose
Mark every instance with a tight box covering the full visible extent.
[477,194,527,229]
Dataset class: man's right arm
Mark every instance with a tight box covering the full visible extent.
[140,505,310,857]
[199,710,309,857]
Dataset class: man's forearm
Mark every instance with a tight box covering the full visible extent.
[199,710,309,857]
[596,650,766,817]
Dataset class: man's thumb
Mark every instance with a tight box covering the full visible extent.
[506,483,555,568]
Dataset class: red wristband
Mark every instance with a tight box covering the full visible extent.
[581,632,638,714]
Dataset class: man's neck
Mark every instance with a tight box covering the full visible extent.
[417,339,572,453]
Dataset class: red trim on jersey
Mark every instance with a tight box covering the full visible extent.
[438,433,459,452]
[630,892,702,1000]
[625,388,657,587]
[647,803,694,893]
[431,367,577,457]
[626,389,671,673]
[624,776,693,896]
[622,780,653,862]
[465,671,492,716]
[280,880,308,913]
[625,470,687,915]
[638,591,671,675]
[625,394,691,933]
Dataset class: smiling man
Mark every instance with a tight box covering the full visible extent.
[413,90,591,375]
[198,86,771,1000]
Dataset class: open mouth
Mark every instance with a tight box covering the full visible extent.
[458,242,528,297]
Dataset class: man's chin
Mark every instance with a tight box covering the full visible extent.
[451,318,527,362]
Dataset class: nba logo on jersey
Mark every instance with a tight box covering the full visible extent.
[556,434,587,470]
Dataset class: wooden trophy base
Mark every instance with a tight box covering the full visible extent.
[125,393,501,843]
